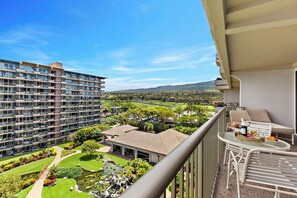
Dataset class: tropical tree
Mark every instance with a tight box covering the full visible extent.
[144,122,154,133]
[174,106,184,118]
[0,174,22,198]
[185,102,195,114]
[69,124,109,146]
[123,107,144,121]
[155,106,176,122]
[81,140,101,155]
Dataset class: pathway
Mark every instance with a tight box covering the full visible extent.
[27,146,81,198]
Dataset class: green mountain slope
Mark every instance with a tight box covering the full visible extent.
[116,80,216,92]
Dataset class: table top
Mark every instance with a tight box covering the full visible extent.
[218,132,291,151]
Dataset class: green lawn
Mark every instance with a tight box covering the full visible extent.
[42,178,91,198]
[1,156,55,176]
[57,152,127,171]
[132,100,186,108]
[15,185,34,198]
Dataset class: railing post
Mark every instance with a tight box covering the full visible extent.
[198,142,203,198]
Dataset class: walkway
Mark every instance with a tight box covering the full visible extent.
[27,146,81,198]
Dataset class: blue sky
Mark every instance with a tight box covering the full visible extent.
[0,0,218,91]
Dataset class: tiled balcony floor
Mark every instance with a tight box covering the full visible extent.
[214,141,297,198]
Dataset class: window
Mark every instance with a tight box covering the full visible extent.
[37,68,49,74]
[20,65,35,72]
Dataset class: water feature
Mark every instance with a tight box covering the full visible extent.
[75,161,122,194]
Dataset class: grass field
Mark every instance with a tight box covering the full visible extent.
[42,178,92,198]
[15,185,34,198]
[57,152,127,171]
[1,156,55,176]
[132,100,186,108]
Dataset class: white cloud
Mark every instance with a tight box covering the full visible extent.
[0,25,52,46]
[109,48,135,58]
[0,25,55,62]
[152,46,215,64]
[130,78,173,82]
[111,65,189,73]
[112,66,133,72]
[105,76,199,91]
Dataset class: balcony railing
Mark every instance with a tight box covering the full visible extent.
[122,107,226,198]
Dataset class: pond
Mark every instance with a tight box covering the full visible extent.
[76,161,122,193]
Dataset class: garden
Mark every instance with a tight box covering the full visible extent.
[42,150,150,197]
[0,148,56,198]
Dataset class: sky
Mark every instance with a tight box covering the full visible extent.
[0,0,218,91]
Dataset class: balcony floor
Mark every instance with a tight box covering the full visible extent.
[214,142,297,198]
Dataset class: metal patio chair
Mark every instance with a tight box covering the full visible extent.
[227,149,297,198]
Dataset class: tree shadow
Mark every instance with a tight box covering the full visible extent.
[79,154,98,161]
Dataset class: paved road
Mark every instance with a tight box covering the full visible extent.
[27,146,80,198]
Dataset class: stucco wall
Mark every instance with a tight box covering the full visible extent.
[224,88,240,104]
[232,69,294,128]
[150,153,161,163]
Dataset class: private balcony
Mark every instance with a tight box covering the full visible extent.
[121,107,297,198]
[215,79,229,90]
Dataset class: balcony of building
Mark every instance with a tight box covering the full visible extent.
[121,0,297,197]
[120,107,297,198]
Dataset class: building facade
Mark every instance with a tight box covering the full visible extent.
[0,59,105,157]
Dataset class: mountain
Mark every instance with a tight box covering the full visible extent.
[116,80,216,92]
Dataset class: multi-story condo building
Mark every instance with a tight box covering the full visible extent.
[0,59,105,157]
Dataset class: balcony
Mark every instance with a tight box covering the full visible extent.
[121,107,297,198]
[215,79,229,90]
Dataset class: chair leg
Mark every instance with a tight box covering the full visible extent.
[236,167,241,198]
[274,186,280,198]
[226,152,231,189]
[223,144,228,165]
[292,134,295,145]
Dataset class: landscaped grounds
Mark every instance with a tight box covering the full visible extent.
[42,178,92,198]
[57,152,127,171]
[1,156,55,176]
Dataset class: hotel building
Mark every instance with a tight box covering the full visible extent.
[0,59,105,157]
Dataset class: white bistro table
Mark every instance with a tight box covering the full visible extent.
[218,132,291,151]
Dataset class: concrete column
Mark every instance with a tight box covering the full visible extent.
[134,150,138,159]
[122,146,125,156]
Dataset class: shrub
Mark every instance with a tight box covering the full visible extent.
[64,143,75,150]
[0,175,22,197]
[44,174,56,186]
[61,150,76,158]
[51,167,82,178]
[22,178,36,189]
[13,160,21,167]
[175,125,197,135]
[153,123,169,133]
[4,164,13,171]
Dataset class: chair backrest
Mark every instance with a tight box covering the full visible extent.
[245,108,271,123]
[242,149,297,188]
[230,110,249,123]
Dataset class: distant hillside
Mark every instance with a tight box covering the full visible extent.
[117,80,216,92]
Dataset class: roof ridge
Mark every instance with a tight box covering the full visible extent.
[158,133,170,154]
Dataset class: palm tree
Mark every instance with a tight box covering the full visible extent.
[144,122,154,133]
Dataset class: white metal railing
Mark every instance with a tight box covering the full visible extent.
[121,107,226,198]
